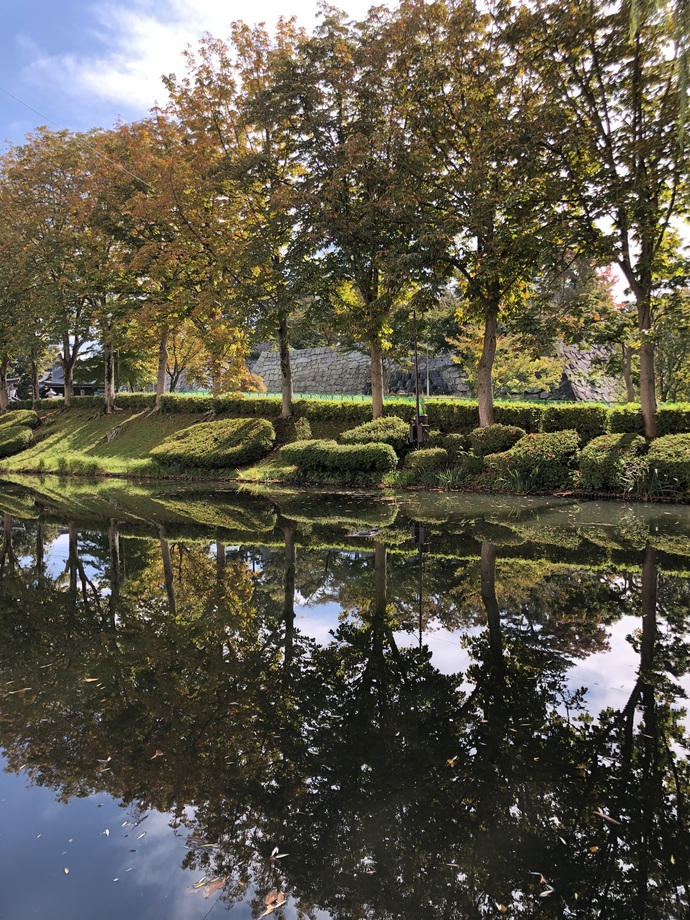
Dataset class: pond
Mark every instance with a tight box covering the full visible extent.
[1,475,690,919]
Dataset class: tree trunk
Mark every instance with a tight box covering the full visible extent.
[155,328,169,411]
[278,310,293,418]
[211,368,222,398]
[477,308,498,428]
[0,355,9,411]
[283,527,296,669]
[63,354,75,408]
[108,518,121,628]
[30,360,40,408]
[638,335,657,438]
[103,338,116,414]
[370,338,385,420]
[622,343,635,402]
[158,526,177,617]
[374,541,387,619]
[480,541,503,666]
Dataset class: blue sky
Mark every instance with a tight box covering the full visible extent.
[1,0,378,149]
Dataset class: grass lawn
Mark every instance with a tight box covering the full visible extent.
[0,409,213,477]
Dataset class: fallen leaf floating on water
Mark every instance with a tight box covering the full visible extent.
[259,892,287,918]
[203,878,225,898]
[102,829,110,837]
[589,846,599,853]
[136,832,146,841]
[8,688,32,695]
[447,756,458,768]
[540,888,554,898]
[593,809,622,826]
[82,678,99,683]
[64,868,69,875]
[150,750,164,760]
[496,904,508,913]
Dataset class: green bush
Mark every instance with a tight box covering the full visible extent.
[150,418,276,469]
[340,416,410,452]
[280,438,398,475]
[0,425,33,458]
[425,399,480,432]
[404,447,450,472]
[486,429,580,490]
[578,433,648,491]
[609,405,644,435]
[160,393,215,414]
[657,404,690,436]
[215,394,283,417]
[442,432,471,459]
[114,392,156,409]
[293,399,373,425]
[469,423,525,456]
[542,403,609,444]
[646,434,690,493]
[493,401,544,433]
[273,415,312,446]
[0,409,39,429]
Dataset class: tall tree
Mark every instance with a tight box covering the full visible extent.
[392,0,566,426]
[520,0,689,436]
[295,6,446,418]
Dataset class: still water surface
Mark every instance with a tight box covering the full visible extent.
[1,477,690,918]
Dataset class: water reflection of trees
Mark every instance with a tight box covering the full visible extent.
[0,516,689,917]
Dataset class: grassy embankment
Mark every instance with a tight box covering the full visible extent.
[0,406,337,480]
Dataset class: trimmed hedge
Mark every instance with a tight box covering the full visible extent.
[609,405,644,434]
[0,425,33,458]
[404,447,450,472]
[273,415,312,446]
[542,403,609,444]
[442,432,471,459]
[646,434,690,492]
[578,433,648,491]
[493,402,544,433]
[150,418,276,469]
[0,409,40,429]
[340,416,410,452]
[280,438,398,474]
[657,405,690,437]
[469,423,525,456]
[486,430,580,490]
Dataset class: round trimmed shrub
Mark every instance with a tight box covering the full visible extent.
[486,429,580,490]
[469,423,525,456]
[0,409,39,430]
[578,433,648,491]
[0,425,33,458]
[404,447,450,472]
[340,416,410,452]
[150,418,276,469]
[280,438,398,475]
[646,434,690,493]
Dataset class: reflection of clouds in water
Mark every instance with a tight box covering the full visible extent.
[566,615,641,717]
[294,601,342,647]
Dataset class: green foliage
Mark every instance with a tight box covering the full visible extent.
[340,416,410,453]
[469,424,525,456]
[150,418,276,469]
[486,430,580,490]
[542,403,609,444]
[273,415,312,446]
[425,399,480,432]
[646,434,690,493]
[0,409,39,429]
[578,433,648,492]
[656,404,690,437]
[0,425,33,458]
[280,438,399,475]
[215,395,282,417]
[609,405,645,435]
[441,432,471,459]
[114,392,156,409]
[404,447,449,472]
[493,402,545,433]
[160,393,215,414]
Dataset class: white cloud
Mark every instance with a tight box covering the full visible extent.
[17,0,374,127]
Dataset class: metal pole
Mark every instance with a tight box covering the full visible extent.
[426,344,430,398]
[413,311,421,426]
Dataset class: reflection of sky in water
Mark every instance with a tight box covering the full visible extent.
[0,762,316,919]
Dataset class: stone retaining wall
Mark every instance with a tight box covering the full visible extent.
[250,345,620,402]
